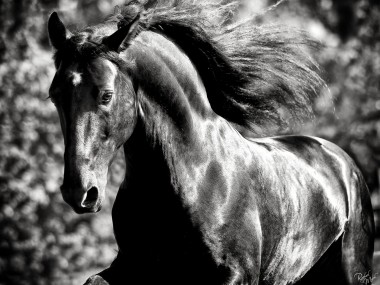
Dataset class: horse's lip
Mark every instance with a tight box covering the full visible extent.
[71,203,102,214]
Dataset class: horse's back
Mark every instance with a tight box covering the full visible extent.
[263,135,369,219]
[250,135,374,284]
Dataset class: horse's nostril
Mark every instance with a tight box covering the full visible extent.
[81,187,99,208]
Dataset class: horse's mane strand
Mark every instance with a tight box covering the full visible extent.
[62,0,326,132]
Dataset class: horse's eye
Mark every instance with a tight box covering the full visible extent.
[101,91,113,105]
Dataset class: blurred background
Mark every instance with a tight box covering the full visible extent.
[0,0,379,284]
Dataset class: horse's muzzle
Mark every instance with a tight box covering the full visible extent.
[60,185,102,214]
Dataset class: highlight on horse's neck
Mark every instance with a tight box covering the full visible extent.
[120,32,228,196]
[129,32,215,148]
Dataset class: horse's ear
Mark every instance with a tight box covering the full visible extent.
[103,15,141,53]
[48,12,71,50]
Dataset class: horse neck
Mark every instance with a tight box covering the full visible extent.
[123,31,243,202]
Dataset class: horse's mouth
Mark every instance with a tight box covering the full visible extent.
[71,203,102,214]
[61,185,103,214]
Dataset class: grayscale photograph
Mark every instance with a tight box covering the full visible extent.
[0,0,379,284]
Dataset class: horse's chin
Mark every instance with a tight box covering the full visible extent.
[71,203,102,214]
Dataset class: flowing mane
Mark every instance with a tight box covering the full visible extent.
[54,0,325,133]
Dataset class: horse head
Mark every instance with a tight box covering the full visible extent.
[48,12,139,213]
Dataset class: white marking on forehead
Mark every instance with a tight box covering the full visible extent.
[71,72,82,86]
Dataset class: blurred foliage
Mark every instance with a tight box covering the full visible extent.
[0,0,379,284]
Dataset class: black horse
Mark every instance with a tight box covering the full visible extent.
[48,1,374,284]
